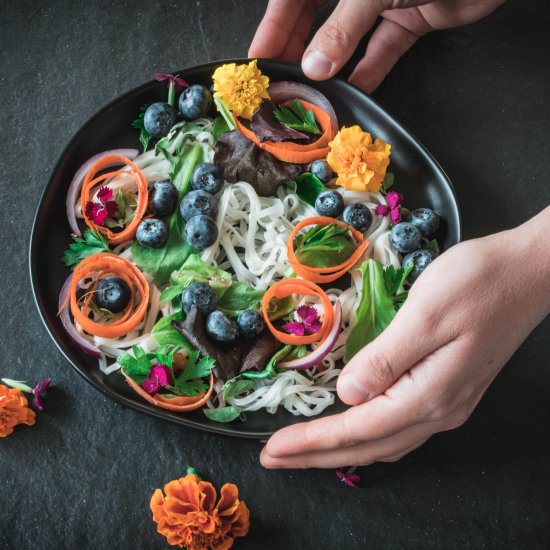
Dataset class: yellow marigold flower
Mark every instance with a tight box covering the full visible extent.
[327,126,391,192]
[212,60,270,120]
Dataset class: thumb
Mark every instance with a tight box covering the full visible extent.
[337,298,447,405]
[302,0,390,80]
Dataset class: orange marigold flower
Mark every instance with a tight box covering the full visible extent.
[212,59,270,120]
[0,384,36,438]
[151,473,250,550]
[327,125,391,192]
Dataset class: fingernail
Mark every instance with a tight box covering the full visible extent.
[302,49,333,79]
[338,373,370,404]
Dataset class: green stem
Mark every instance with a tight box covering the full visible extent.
[168,82,176,107]
[187,467,201,480]
[346,466,357,474]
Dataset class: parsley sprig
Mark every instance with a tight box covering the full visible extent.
[62,229,110,269]
[118,345,215,397]
[274,99,321,135]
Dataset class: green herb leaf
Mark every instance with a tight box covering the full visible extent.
[203,406,242,423]
[381,172,395,192]
[217,282,264,316]
[241,344,307,380]
[222,379,255,400]
[345,260,414,362]
[118,345,152,383]
[173,350,215,396]
[131,104,152,152]
[61,229,110,269]
[274,99,321,135]
[288,173,326,206]
[426,239,440,254]
[213,96,237,132]
[151,312,193,350]
[212,116,230,141]
[294,223,355,269]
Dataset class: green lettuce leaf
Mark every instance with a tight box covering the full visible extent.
[289,172,326,206]
[151,311,193,350]
[345,260,413,362]
[203,406,242,423]
[217,282,264,316]
[131,144,202,284]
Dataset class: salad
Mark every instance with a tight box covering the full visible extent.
[58,60,441,424]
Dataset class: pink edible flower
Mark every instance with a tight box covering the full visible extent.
[140,364,172,395]
[84,186,118,226]
[336,467,361,487]
[375,191,404,225]
[32,378,52,411]
[153,73,189,91]
[283,305,322,336]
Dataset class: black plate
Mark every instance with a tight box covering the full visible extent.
[29,59,461,439]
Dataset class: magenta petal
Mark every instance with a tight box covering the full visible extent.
[153,73,171,82]
[140,364,171,395]
[336,468,360,487]
[85,201,100,220]
[375,205,390,217]
[386,191,404,209]
[140,378,161,395]
[283,321,305,336]
[105,200,118,217]
[32,378,51,411]
[94,207,109,226]
[390,208,401,225]
[304,320,322,334]
[296,305,320,325]
[97,186,113,204]
[173,75,189,89]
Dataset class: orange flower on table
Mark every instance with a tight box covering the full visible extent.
[212,59,270,120]
[151,472,250,549]
[0,384,36,438]
[327,125,391,193]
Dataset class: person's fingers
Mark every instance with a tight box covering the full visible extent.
[249,0,313,60]
[263,388,427,458]
[302,0,390,80]
[379,437,429,463]
[278,5,317,62]
[261,422,433,469]
[337,292,451,406]
[348,17,421,93]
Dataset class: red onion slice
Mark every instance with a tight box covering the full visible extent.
[278,300,342,370]
[66,148,139,235]
[58,275,101,358]
[268,81,339,135]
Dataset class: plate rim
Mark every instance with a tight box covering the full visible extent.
[29,57,462,439]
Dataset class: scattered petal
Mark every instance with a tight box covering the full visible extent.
[153,73,189,90]
[296,305,320,325]
[375,204,390,217]
[336,468,361,487]
[96,186,113,204]
[32,378,51,411]
[140,364,172,395]
[386,191,404,209]
[390,207,401,225]
[282,321,305,337]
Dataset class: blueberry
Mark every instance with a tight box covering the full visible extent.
[149,180,178,216]
[136,218,168,248]
[206,310,239,343]
[403,248,438,283]
[179,84,212,120]
[408,208,440,237]
[94,276,131,314]
[191,163,224,194]
[237,310,265,338]
[143,102,178,138]
[390,222,422,254]
[184,215,218,250]
[342,203,372,233]
[315,190,344,218]
[308,160,333,184]
[180,190,218,221]
[182,282,217,316]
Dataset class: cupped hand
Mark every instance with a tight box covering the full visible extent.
[249,0,505,93]
[261,210,550,468]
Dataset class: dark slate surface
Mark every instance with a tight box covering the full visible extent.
[1,1,549,548]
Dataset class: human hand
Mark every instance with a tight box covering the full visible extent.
[261,209,550,468]
[249,0,505,93]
